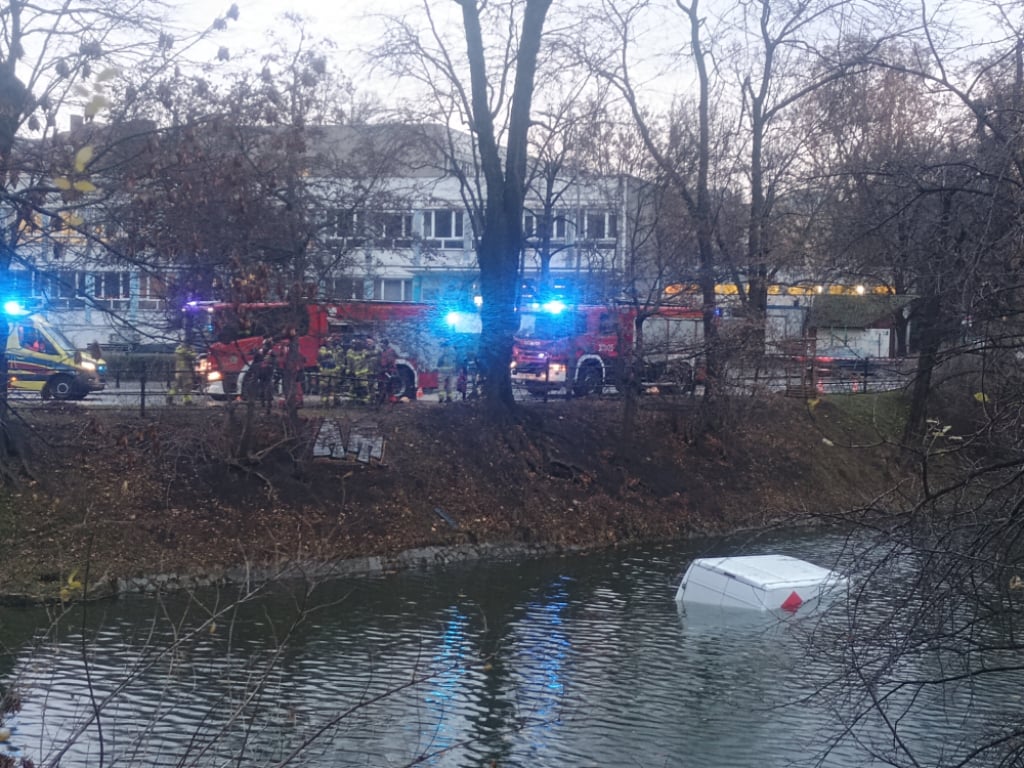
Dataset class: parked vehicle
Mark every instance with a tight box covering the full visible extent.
[184,300,445,401]
[780,336,886,379]
[511,302,705,397]
[6,313,107,399]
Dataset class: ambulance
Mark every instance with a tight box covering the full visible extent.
[6,312,107,399]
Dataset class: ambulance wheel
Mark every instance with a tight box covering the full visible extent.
[44,374,76,401]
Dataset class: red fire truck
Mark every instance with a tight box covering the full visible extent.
[185,300,445,401]
[511,301,705,396]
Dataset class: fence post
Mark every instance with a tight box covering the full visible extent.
[140,371,147,418]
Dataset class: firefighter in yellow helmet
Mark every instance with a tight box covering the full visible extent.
[318,339,340,407]
[347,337,374,404]
[436,341,457,403]
[168,341,196,405]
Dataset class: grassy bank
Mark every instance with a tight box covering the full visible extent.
[0,392,909,602]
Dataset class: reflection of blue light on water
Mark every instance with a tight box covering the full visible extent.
[517,575,573,751]
[419,606,470,761]
[534,602,568,695]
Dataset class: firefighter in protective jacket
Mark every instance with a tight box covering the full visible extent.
[168,342,196,405]
[348,338,374,403]
[437,342,457,403]
[318,340,340,406]
[248,337,276,413]
[282,329,304,409]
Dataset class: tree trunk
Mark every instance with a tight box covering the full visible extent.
[902,295,940,446]
[893,309,909,357]
[459,0,552,420]
[746,91,769,357]
[0,314,8,455]
[477,221,520,412]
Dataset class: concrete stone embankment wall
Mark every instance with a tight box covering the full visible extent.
[90,542,575,601]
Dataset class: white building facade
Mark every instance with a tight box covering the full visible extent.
[10,125,637,350]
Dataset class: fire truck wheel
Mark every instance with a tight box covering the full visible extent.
[662,361,695,395]
[388,365,415,400]
[44,374,76,401]
[237,363,256,401]
[573,362,603,397]
[614,377,643,396]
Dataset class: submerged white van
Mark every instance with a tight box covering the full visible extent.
[675,555,847,614]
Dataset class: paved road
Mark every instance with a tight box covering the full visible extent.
[10,363,909,410]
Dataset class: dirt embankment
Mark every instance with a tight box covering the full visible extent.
[0,394,905,602]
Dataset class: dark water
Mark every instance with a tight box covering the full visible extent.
[0,529,1019,767]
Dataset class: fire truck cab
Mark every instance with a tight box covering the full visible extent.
[511,302,704,397]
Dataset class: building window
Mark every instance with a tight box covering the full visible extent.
[374,278,413,302]
[422,209,463,240]
[585,211,617,241]
[525,211,569,241]
[324,277,365,300]
[66,271,77,298]
[364,212,414,246]
[552,214,570,240]
[10,270,31,298]
[382,212,413,239]
[37,270,86,299]
[138,272,167,299]
[327,209,359,239]
[95,271,130,299]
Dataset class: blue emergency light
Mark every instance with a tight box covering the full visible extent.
[2,300,28,316]
[445,310,482,335]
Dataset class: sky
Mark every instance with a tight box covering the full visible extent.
[172,0,1018,123]
[173,0,433,109]
[181,0,411,66]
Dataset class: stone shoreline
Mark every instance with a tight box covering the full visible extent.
[0,542,582,606]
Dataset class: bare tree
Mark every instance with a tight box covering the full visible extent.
[94,17,409,316]
[374,0,553,415]
[0,0,236,467]
[523,92,599,294]
[808,10,1024,765]
[727,0,882,335]
[578,0,724,398]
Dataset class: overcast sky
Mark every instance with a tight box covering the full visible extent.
[183,0,409,64]
[174,0,1017,117]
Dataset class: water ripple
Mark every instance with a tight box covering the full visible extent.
[1,533,1020,767]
